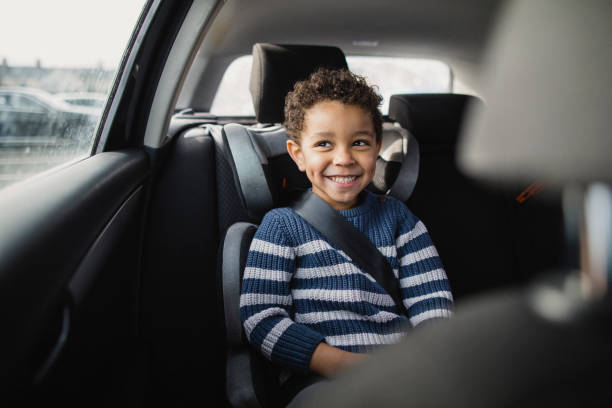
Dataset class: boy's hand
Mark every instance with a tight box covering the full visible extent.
[309,342,368,378]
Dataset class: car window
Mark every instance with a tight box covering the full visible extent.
[209,55,452,116]
[347,56,451,113]
[0,0,146,191]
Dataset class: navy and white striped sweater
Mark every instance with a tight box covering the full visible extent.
[240,192,453,373]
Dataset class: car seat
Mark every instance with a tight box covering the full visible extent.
[389,93,566,300]
[215,43,421,408]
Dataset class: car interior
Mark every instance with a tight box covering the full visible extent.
[0,0,608,407]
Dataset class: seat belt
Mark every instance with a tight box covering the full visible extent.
[223,123,274,221]
[292,190,408,317]
[388,130,420,202]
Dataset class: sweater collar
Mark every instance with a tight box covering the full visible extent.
[337,191,378,218]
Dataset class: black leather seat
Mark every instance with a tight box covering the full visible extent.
[389,93,566,300]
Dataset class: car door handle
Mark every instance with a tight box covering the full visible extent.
[33,304,70,385]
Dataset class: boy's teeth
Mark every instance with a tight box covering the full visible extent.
[330,176,356,184]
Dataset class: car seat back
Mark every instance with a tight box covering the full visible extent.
[389,93,566,299]
[222,221,281,408]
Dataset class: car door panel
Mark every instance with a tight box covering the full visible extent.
[0,0,224,404]
[34,178,149,406]
[0,149,149,395]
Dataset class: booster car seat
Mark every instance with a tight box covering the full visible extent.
[217,43,420,407]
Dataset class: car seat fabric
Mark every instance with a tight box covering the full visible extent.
[208,124,252,238]
[301,277,612,408]
[223,222,282,408]
[389,93,476,146]
[249,43,348,123]
[141,126,225,406]
[389,94,516,299]
[388,93,566,299]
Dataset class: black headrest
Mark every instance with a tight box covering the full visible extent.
[389,94,482,146]
[249,43,348,123]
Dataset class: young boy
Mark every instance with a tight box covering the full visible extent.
[240,68,453,387]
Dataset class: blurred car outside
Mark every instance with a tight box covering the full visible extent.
[55,92,106,112]
[0,87,99,142]
[0,87,101,189]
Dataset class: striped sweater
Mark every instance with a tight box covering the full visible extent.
[240,192,453,373]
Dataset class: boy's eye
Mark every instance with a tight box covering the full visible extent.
[315,141,331,147]
[353,139,370,147]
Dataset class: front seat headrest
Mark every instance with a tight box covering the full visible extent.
[459,0,612,186]
[389,94,482,146]
[249,43,348,123]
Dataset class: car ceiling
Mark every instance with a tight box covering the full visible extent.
[179,0,506,111]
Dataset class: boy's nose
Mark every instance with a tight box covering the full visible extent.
[333,147,355,166]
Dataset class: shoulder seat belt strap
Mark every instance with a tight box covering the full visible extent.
[389,130,420,202]
[224,123,274,220]
[292,191,408,316]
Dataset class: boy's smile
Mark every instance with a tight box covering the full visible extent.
[287,100,381,210]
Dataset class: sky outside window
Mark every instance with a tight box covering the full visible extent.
[0,0,145,69]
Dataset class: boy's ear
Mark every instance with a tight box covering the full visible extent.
[286,139,306,172]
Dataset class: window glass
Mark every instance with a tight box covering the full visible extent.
[210,56,255,116]
[0,0,145,191]
[347,57,451,113]
[13,95,47,112]
[209,55,451,116]
[0,94,9,108]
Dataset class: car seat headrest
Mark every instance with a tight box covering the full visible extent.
[458,0,612,186]
[249,43,348,124]
[388,94,482,146]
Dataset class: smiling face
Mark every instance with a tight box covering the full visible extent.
[286,100,381,210]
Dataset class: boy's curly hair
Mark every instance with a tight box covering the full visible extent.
[283,68,383,143]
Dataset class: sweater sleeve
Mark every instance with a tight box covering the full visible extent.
[240,210,325,373]
[393,202,453,327]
